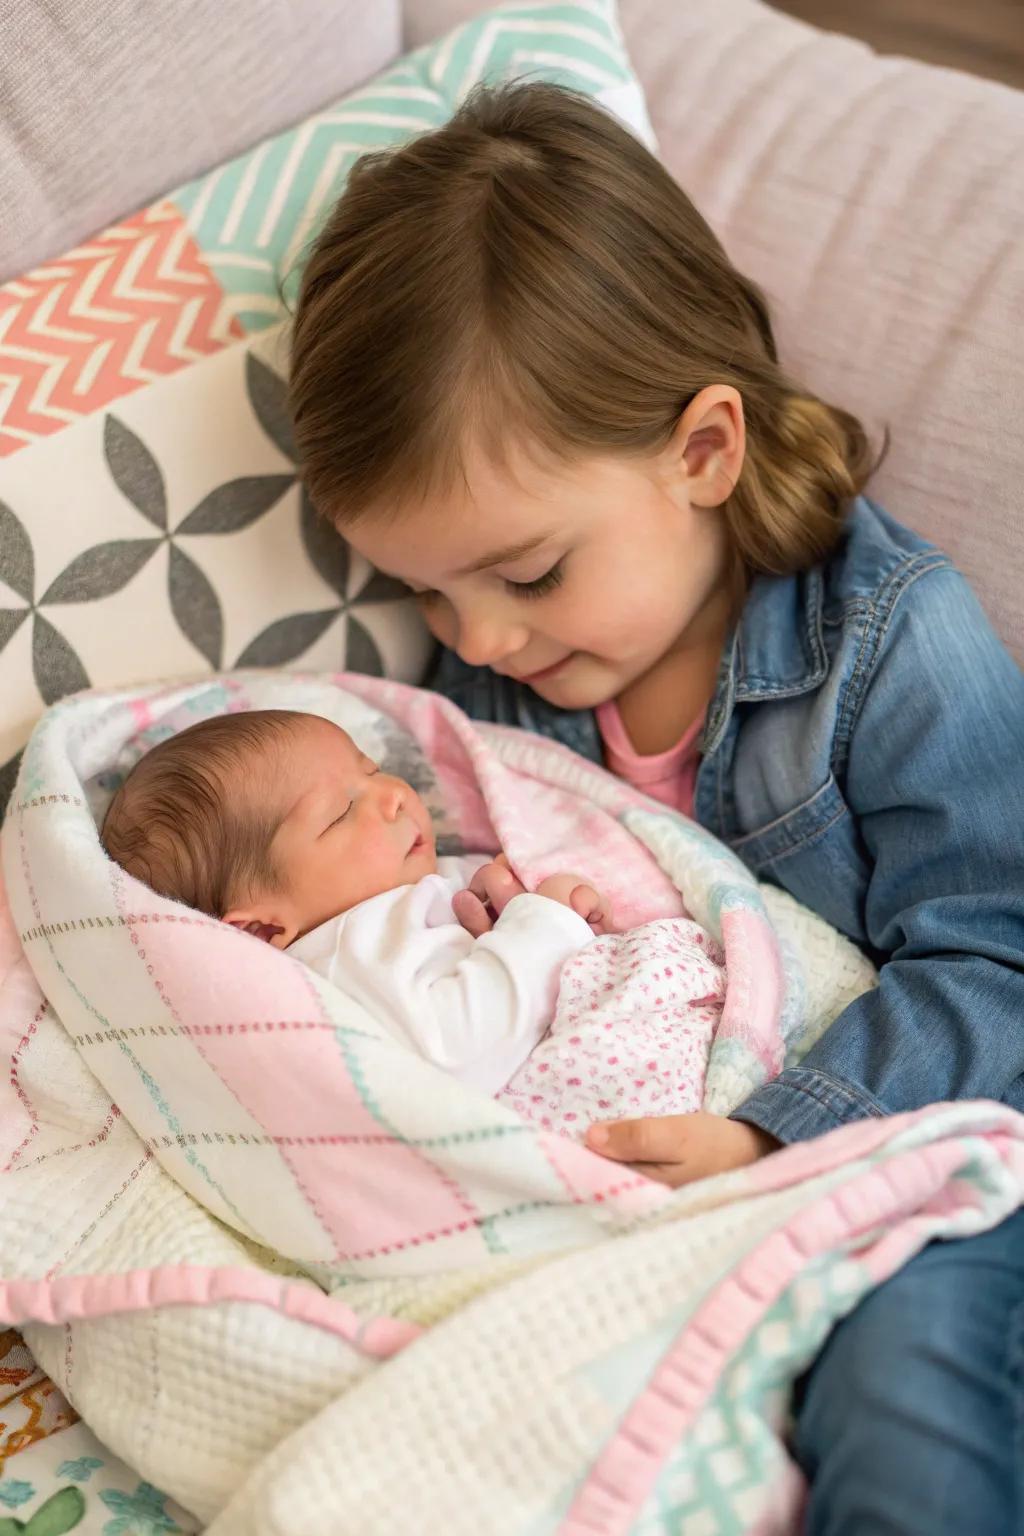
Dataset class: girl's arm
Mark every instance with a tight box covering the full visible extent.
[734,566,1024,1145]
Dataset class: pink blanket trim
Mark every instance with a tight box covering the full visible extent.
[561,1105,1024,1534]
[0,1265,421,1359]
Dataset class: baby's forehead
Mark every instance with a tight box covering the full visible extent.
[281,714,366,781]
[298,714,359,754]
[199,710,350,790]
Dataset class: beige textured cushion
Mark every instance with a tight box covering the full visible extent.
[407,0,1024,662]
[0,0,401,281]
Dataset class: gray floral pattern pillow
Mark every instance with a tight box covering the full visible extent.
[0,327,431,813]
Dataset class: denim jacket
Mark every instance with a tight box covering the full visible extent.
[431,498,1024,1145]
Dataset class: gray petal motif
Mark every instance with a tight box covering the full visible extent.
[234,609,339,668]
[345,614,384,677]
[32,613,90,704]
[40,539,161,604]
[169,545,223,668]
[0,752,21,816]
[0,500,34,601]
[177,475,295,536]
[104,416,167,530]
[246,351,296,462]
[354,568,411,605]
[300,491,349,599]
[0,609,28,651]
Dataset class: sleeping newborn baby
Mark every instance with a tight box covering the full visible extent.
[100,708,609,1095]
[100,708,726,1131]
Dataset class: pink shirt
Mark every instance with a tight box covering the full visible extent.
[596,700,703,819]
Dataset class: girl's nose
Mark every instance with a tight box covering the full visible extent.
[455,608,528,669]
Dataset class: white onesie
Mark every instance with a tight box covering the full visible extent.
[288,857,595,1095]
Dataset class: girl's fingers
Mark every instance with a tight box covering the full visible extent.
[628,1162,692,1188]
[585,1115,693,1164]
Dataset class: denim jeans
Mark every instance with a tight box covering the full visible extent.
[794,1210,1024,1535]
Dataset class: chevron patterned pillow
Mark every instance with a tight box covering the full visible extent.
[0,0,652,813]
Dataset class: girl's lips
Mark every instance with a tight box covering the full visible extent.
[517,654,575,685]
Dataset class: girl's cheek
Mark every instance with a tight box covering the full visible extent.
[421,601,456,648]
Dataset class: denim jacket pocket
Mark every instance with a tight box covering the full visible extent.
[729,773,863,877]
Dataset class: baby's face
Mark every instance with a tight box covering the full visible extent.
[262,715,437,939]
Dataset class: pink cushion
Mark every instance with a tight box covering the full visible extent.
[406,0,1024,662]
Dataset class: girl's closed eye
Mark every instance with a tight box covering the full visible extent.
[504,558,565,600]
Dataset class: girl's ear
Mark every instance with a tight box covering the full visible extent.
[223,902,298,949]
[664,385,746,508]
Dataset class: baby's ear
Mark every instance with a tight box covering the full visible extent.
[223,907,296,948]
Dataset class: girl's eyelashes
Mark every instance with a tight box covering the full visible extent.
[410,560,565,607]
[504,559,565,600]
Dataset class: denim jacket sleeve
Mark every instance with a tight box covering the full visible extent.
[734,566,1024,1145]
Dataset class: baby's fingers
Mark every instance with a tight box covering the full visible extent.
[468,858,506,901]
[482,861,526,916]
[453,889,493,937]
[570,883,612,934]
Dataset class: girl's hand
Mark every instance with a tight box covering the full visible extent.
[453,854,526,936]
[585,1111,779,1187]
[536,873,612,934]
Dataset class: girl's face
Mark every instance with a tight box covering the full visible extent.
[347,403,740,713]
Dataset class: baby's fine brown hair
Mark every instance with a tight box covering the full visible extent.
[100,710,299,917]
[289,81,877,574]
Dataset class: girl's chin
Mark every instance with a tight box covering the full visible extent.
[528,660,620,710]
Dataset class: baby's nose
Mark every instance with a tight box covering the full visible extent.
[376,778,406,821]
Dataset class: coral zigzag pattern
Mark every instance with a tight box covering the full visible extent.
[0,203,243,458]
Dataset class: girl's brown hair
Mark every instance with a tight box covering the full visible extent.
[289,82,877,574]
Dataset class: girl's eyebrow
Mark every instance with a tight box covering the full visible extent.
[455,532,554,576]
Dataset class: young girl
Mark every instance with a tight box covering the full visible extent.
[288,83,1024,1535]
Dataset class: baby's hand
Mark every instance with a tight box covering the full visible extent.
[537,873,612,935]
[452,854,527,937]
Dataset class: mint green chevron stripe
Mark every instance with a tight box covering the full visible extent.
[171,1,638,333]
[423,3,634,100]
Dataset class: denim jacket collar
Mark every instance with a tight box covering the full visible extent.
[704,567,828,754]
